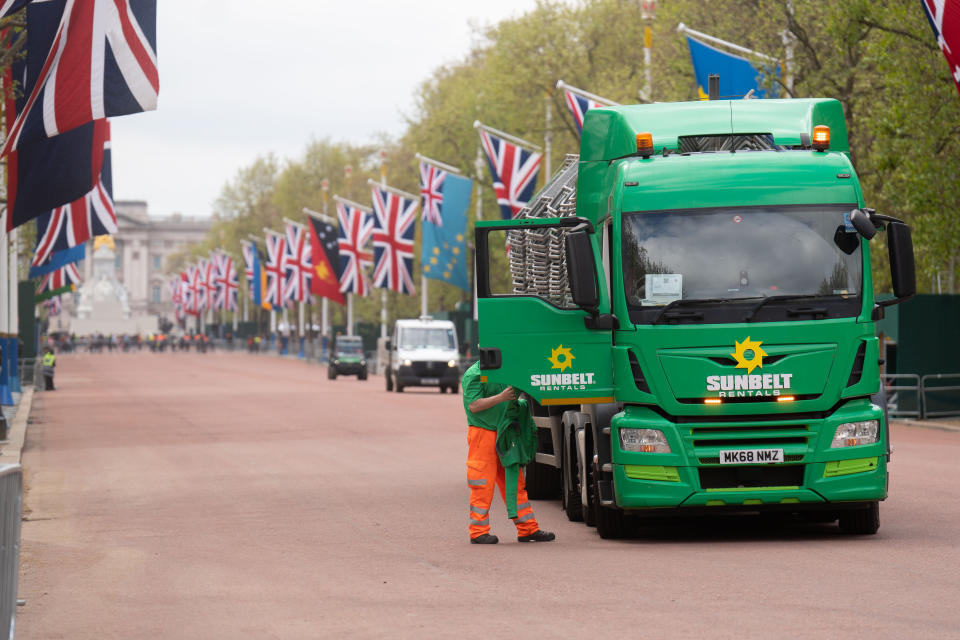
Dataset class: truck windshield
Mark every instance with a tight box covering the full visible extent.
[399,328,456,350]
[622,204,863,324]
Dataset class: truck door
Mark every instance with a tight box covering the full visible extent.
[475,217,614,406]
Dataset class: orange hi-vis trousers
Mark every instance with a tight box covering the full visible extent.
[466,426,539,539]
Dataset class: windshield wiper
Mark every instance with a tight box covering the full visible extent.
[653,298,732,324]
[743,294,838,322]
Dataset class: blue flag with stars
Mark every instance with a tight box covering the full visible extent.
[686,35,774,99]
[419,163,471,291]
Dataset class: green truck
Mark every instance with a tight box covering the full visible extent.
[475,98,916,538]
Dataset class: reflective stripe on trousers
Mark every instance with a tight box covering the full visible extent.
[466,425,539,539]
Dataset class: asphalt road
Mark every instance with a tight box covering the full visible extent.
[16,351,960,639]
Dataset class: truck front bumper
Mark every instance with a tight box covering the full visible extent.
[396,364,460,388]
[609,399,888,511]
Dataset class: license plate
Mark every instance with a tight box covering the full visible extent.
[421,378,439,385]
[719,448,784,464]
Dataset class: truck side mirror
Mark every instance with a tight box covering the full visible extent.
[887,221,916,300]
[565,230,599,312]
[849,209,876,239]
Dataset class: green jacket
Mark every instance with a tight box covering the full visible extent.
[495,399,537,519]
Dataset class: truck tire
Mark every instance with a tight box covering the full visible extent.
[838,501,880,535]
[524,461,560,501]
[396,382,404,393]
[593,471,626,539]
[385,371,393,391]
[327,366,337,380]
[358,369,367,381]
[561,438,583,522]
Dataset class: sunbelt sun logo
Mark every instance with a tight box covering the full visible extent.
[706,337,794,397]
[530,345,597,391]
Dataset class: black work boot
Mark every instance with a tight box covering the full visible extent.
[470,533,499,544]
[518,530,556,543]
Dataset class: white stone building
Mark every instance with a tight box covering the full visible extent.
[66,201,212,329]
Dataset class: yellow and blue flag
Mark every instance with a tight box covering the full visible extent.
[686,35,774,99]
[251,242,271,310]
[419,161,471,291]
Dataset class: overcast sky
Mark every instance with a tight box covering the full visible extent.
[109,1,543,219]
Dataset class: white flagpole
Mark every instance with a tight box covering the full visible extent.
[473,146,484,324]
[473,121,543,151]
[422,275,428,317]
[347,293,353,336]
[555,80,621,107]
[676,23,779,62]
[544,92,552,178]
[415,153,463,175]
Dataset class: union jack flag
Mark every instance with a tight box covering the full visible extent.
[283,221,312,303]
[478,129,542,220]
[212,252,238,312]
[263,230,288,308]
[336,200,373,296]
[203,258,218,310]
[180,268,195,315]
[240,240,255,290]
[36,262,81,298]
[564,89,608,136]
[43,295,63,316]
[371,185,417,295]
[0,1,28,20]
[923,0,960,96]
[169,276,184,321]
[419,161,446,227]
[191,260,209,314]
[31,128,116,266]
[3,0,159,156]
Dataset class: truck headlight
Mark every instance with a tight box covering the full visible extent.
[333,359,340,365]
[448,359,457,367]
[831,420,879,448]
[402,359,412,367]
[619,428,671,453]
[361,360,366,366]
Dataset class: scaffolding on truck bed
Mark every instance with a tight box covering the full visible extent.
[508,154,580,308]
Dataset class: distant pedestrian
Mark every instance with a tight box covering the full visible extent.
[42,346,56,391]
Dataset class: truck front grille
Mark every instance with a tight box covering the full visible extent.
[689,424,810,444]
[698,465,805,489]
[411,361,449,376]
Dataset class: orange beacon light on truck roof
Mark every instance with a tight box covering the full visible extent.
[636,132,654,158]
[812,125,830,151]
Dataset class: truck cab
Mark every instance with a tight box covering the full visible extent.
[476,98,915,538]
[385,317,461,393]
[328,334,368,380]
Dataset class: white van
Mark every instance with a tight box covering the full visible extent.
[385,317,460,393]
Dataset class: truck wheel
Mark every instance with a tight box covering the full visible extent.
[561,433,583,522]
[396,382,404,393]
[385,371,393,391]
[358,369,367,381]
[327,367,337,380]
[593,472,626,539]
[524,461,560,501]
[838,502,880,535]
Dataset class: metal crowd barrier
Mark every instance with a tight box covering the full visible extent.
[881,374,922,418]
[920,374,960,419]
[0,465,22,640]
